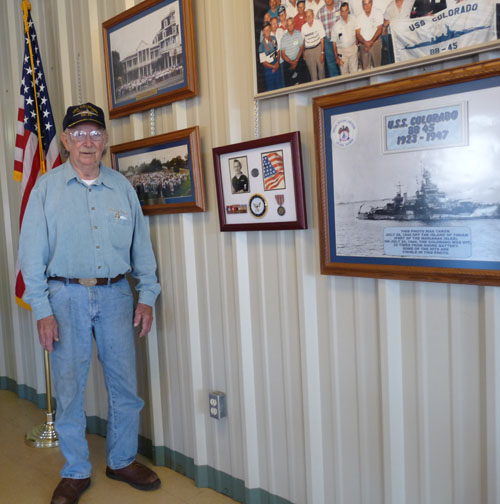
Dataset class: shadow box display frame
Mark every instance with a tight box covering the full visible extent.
[212,132,307,232]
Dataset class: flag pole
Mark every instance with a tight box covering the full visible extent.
[21,0,58,449]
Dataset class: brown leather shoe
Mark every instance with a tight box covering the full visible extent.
[106,460,161,490]
[50,477,90,504]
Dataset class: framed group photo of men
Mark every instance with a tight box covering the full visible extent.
[253,0,499,96]
[110,127,206,215]
[103,0,198,118]
[314,58,500,286]
[212,132,308,231]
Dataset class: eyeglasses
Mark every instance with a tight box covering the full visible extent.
[67,129,105,142]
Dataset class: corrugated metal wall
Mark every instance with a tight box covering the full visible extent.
[1,1,500,503]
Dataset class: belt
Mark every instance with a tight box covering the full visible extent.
[49,274,125,287]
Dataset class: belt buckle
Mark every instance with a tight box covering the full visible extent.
[78,278,98,287]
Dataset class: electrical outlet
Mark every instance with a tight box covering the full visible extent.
[209,391,227,419]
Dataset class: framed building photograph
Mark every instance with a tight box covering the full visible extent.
[212,132,307,231]
[314,58,500,285]
[103,0,197,119]
[253,0,499,97]
[110,126,206,215]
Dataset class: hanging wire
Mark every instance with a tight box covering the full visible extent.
[254,99,260,139]
[150,108,156,137]
[76,53,83,104]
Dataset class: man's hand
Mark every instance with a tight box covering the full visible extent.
[37,315,59,352]
[133,303,153,338]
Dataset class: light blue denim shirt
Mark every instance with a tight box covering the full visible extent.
[19,160,161,320]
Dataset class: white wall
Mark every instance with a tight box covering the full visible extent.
[1,1,500,503]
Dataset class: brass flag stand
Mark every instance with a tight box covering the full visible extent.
[25,351,58,448]
[19,0,58,448]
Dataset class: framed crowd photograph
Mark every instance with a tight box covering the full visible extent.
[103,0,197,119]
[110,126,206,215]
[313,58,500,285]
[212,132,307,231]
[253,0,499,96]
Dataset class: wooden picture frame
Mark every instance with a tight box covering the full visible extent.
[252,0,499,97]
[103,0,197,119]
[314,58,500,285]
[212,132,307,231]
[110,126,205,215]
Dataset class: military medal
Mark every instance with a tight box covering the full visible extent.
[276,194,285,216]
[249,194,267,218]
[226,204,247,214]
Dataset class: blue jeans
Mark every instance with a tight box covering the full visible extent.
[49,278,143,479]
[264,65,283,91]
[324,36,339,78]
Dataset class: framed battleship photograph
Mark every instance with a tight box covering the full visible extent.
[314,58,500,285]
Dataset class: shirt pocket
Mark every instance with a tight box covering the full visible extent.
[106,212,133,249]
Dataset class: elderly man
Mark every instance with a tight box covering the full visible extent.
[270,16,285,47]
[281,16,309,85]
[301,8,326,80]
[19,102,161,504]
[355,0,384,69]
[316,0,341,77]
[268,0,280,18]
[383,0,413,63]
[294,0,308,30]
[278,4,288,30]
[333,2,359,74]
[259,21,283,90]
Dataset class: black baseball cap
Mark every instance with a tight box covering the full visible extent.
[63,102,106,130]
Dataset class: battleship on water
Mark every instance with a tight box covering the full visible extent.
[357,170,500,221]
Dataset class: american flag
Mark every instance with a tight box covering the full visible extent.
[14,5,61,309]
[262,151,285,191]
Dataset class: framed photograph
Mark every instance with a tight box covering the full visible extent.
[253,0,499,96]
[103,0,197,119]
[314,58,500,285]
[110,126,206,215]
[212,132,307,231]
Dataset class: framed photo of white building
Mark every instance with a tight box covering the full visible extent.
[103,0,197,119]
